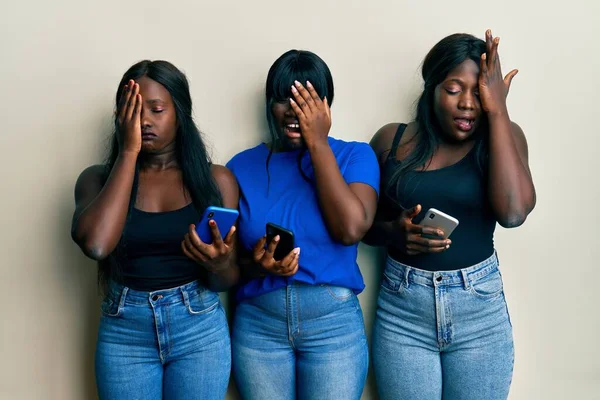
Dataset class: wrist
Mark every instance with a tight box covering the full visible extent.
[118,150,140,161]
[305,137,329,153]
[486,106,509,120]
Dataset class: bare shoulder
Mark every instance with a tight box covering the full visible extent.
[369,121,418,163]
[211,164,239,208]
[369,123,401,162]
[510,121,527,142]
[75,164,106,193]
[510,121,530,153]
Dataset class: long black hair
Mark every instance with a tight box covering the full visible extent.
[264,50,334,184]
[387,33,488,199]
[100,60,222,286]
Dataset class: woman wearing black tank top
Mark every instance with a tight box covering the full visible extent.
[71,61,239,399]
[364,31,536,400]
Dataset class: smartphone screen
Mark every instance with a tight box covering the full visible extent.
[266,223,295,261]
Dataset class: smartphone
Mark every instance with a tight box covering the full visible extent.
[195,206,239,244]
[420,208,459,239]
[266,223,295,261]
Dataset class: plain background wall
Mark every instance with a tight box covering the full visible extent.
[1,0,598,399]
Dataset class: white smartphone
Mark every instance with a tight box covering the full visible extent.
[420,208,459,239]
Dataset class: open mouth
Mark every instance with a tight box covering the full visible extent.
[453,118,475,132]
[284,122,301,138]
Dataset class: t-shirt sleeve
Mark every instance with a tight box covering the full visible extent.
[225,154,239,175]
[343,142,380,195]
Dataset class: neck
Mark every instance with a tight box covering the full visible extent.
[139,149,178,170]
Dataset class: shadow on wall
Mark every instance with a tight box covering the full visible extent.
[57,195,101,400]
[358,243,386,400]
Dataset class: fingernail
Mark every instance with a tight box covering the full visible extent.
[293,247,300,255]
[289,98,296,104]
[446,245,450,249]
[291,85,298,93]
[294,80,301,86]
[275,235,280,241]
[438,231,444,236]
[306,81,312,88]
[209,220,215,226]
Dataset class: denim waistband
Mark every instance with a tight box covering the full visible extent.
[107,280,211,306]
[385,251,499,288]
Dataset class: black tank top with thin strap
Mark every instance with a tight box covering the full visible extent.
[114,203,204,291]
[381,124,496,271]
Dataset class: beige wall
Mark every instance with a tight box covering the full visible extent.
[1,0,598,399]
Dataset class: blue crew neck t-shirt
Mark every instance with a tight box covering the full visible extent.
[226,137,380,302]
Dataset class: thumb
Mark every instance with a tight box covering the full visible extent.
[402,204,421,220]
[504,69,518,92]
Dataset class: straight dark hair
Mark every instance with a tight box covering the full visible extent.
[100,60,222,287]
[264,50,334,183]
[387,33,488,199]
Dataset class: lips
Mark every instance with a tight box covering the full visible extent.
[284,121,301,139]
[453,118,475,132]
[142,132,157,140]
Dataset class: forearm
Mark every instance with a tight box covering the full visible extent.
[487,112,535,227]
[363,219,396,247]
[73,152,138,259]
[206,259,240,292]
[308,142,371,244]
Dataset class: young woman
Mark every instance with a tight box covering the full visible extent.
[227,50,380,399]
[71,60,238,399]
[364,30,536,400]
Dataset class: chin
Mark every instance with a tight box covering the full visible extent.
[280,136,305,150]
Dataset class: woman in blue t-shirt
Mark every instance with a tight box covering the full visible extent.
[227,50,380,399]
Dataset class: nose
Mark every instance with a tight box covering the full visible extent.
[140,107,152,127]
[458,91,476,110]
[283,103,296,116]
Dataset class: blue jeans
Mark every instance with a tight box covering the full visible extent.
[232,283,368,399]
[372,253,514,400]
[95,280,231,400]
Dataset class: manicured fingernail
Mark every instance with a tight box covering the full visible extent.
[294,80,301,86]
[306,81,313,88]
[446,245,450,249]
[291,85,298,93]
[293,247,300,255]
[289,98,296,104]
[274,235,280,241]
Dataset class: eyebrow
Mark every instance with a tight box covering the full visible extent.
[146,99,165,104]
[445,78,464,84]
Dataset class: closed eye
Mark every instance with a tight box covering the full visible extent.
[152,109,164,113]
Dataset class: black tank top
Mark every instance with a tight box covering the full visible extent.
[381,124,496,271]
[114,203,203,291]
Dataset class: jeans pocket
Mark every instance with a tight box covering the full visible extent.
[469,271,504,300]
[100,296,122,317]
[185,288,220,315]
[380,270,404,294]
[325,285,354,301]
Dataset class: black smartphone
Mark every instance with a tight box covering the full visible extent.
[266,222,295,261]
